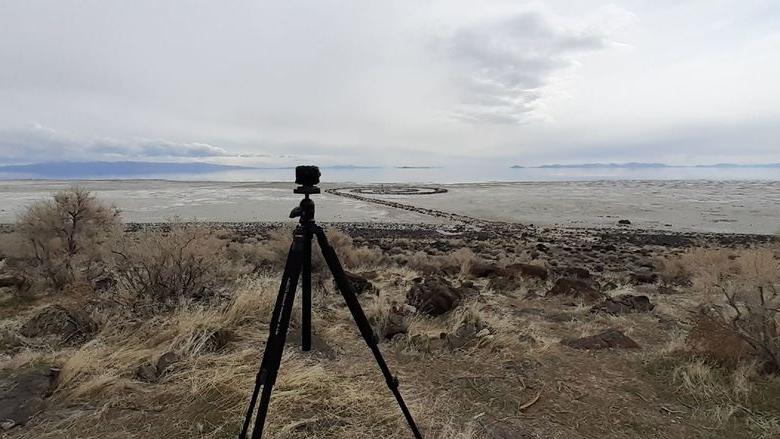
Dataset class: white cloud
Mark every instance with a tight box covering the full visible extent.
[445,11,607,123]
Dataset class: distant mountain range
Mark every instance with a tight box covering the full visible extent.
[0,161,253,177]
[511,162,780,169]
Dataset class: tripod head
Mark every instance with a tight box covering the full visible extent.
[289,165,319,222]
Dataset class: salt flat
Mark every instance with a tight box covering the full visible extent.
[0,179,777,234]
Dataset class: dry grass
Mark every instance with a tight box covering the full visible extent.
[230,227,387,275]
[4,193,780,439]
[402,247,475,276]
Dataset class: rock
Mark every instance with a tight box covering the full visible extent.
[93,274,116,292]
[382,309,408,340]
[135,364,158,383]
[407,277,463,315]
[468,261,504,278]
[559,266,591,280]
[591,294,655,315]
[505,263,549,281]
[618,219,632,225]
[546,278,604,303]
[0,367,57,428]
[562,329,640,350]
[444,325,479,350]
[535,243,548,252]
[0,275,25,289]
[630,271,658,284]
[156,352,180,376]
[486,276,522,292]
[0,274,28,292]
[19,306,97,344]
[342,271,376,295]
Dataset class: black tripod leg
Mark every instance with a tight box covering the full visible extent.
[240,231,305,439]
[301,227,313,351]
[313,226,424,439]
[239,236,298,438]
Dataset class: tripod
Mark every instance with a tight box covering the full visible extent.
[239,189,423,439]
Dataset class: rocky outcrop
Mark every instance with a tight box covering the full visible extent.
[343,271,376,295]
[19,306,97,344]
[135,351,182,383]
[505,263,549,281]
[591,294,655,315]
[562,329,640,350]
[546,278,603,303]
[468,262,505,278]
[630,271,659,284]
[0,367,58,429]
[407,277,474,315]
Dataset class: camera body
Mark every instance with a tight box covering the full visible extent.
[294,165,321,194]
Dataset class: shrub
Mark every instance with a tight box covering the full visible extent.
[10,187,121,290]
[113,225,247,307]
[683,248,780,373]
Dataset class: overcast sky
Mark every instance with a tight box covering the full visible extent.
[1,0,778,166]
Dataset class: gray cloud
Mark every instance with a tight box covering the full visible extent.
[446,12,607,124]
[0,1,778,166]
[0,125,229,163]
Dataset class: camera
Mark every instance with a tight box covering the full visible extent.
[294,165,321,194]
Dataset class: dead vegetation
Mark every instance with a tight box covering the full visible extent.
[112,224,249,308]
[6,187,121,291]
[1,190,780,438]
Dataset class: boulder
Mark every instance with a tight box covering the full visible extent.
[468,262,504,278]
[505,263,549,281]
[562,329,640,350]
[591,294,655,315]
[342,271,376,295]
[383,310,408,340]
[19,306,97,344]
[407,277,463,315]
[156,352,181,376]
[618,219,632,225]
[443,325,480,351]
[630,271,659,284]
[0,367,57,428]
[487,276,522,292]
[558,266,591,280]
[0,275,27,291]
[134,364,158,383]
[546,278,603,303]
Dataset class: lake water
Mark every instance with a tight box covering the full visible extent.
[1,179,778,234]
[1,165,778,183]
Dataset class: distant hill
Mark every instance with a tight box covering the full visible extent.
[0,161,253,178]
[512,162,780,169]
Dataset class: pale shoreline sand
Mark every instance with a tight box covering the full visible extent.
[0,179,777,234]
